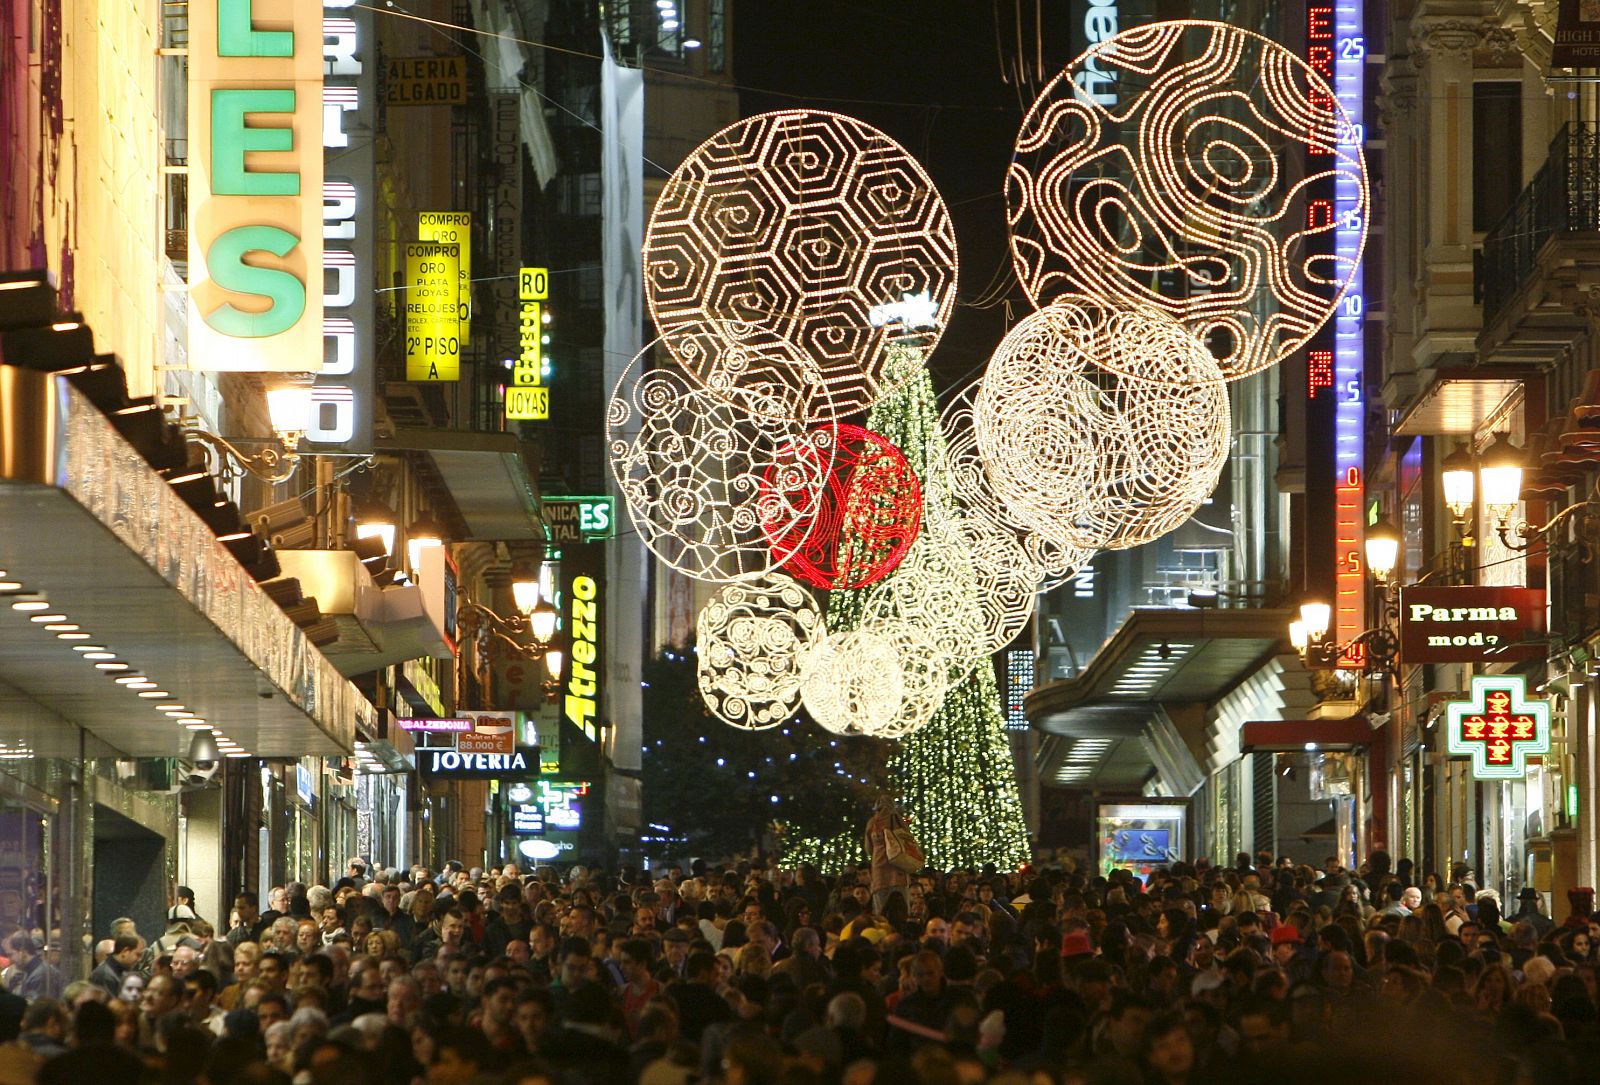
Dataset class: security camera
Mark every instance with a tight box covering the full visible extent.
[180,760,221,788]
[188,732,221,765]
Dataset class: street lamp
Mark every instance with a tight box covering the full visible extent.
[1288,620,1308,653]
[1299,600,1332,643]
[1479,433,1525,529]
[185,381,312,484]
[1441,444,1476,526]
[353,498,397,558]
[1364,518,1402,584]
[406,513,445,571]
[510,561,541,616]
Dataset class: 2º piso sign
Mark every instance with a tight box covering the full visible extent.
[1398,586,1546,664]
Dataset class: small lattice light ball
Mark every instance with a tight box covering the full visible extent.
[974,298,1230,552]
[696,573,824,730]
[607,351,834,583]
[861,501,986,689]
[801,627,906,737]
[759,423,922,590]
[645,109,959,422]
[1006,20,1368,380]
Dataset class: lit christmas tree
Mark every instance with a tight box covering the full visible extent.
[785,359,1031,871]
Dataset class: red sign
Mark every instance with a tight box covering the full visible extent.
[1398,586,1545,664]
[458,730,514,755]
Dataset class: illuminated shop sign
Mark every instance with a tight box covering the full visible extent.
[396,717,473,733]
[507,267,550,421]
[313,0,373,449]
[543,497,615,544]
[419,212,472,341]
[1445,675,1550,780]
[187,0,325,371]
[1399,587,1546,663]
[564,567,601,742]
[510,804,544,834]
[418,746,539,778]
[1074,0,1121,105]
[404,242,460,380]
[1304,3,1367,666]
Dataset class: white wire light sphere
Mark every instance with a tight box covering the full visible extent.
[696,573,824,730]
[645,109,959,422]
[1006,20,1369,380]
[974,298,1230,552]
[800,626,906,737]
[607,348,835,583]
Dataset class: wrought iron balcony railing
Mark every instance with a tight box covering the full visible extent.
[1481,122,1600,324]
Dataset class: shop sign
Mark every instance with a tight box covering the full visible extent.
[419,212,472,341]
[404,242,460,380]
[1445,674,1550,780]
[313,0,374,450]
[507,267,549,420]
[563,563,601,742]
[1399,587,1546,663]
[1553,0,1600,67]
[187,0,325,371]
[510,804,544,835]
[396,717,473,733]
[458,710,519,755]
[419,745,540,778]
[543,497,615,544]
[296,761,316,806]
[384,55,467,104]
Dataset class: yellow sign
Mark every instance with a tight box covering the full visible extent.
[384,56,467,105]
[186,0,324,371]
[506,386,549,421]
[404,242,460,381]
[418,212,471,343]
[507,267,550,421]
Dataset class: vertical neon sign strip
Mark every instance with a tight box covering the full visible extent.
[1330,2,1366,663]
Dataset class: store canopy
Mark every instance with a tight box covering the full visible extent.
[0,366,367,759]
[378,428,542,541]
[1027,608,1294,794]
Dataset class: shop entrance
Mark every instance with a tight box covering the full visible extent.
[92,805,166,942]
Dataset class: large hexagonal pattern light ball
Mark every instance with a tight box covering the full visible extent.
[645,109,959,423]
[1006,21,1368,381]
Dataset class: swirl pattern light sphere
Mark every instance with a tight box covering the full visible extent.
[607,356,834,583]
[645,109,959,421]
[801,627,906,737]
[1006,21,1368,380]
[974,299,1230,552]
[759,423,922,591]
[696,574,824,730]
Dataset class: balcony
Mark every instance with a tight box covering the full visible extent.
[1480,123,1600,364]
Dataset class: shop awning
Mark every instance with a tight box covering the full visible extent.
[0,367,368,759]
[1238,718,1381,752]
[378,428,542,541]
[1027,608,1296,793]
[1392,367,1526,436]
[274,550,452,677]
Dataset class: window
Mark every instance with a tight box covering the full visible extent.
[1473,82,1522,233]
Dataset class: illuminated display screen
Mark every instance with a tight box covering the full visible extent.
[1307,4,1366,665]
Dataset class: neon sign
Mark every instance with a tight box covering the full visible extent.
[564,575,599,741]
[1307,3,1366,661]
[1445,675,1550,780]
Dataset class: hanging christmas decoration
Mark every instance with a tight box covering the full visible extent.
[975,298,1230,552]
[800,626,907,737]
[644,109,959,422]
[607,352,835,583]
[759,423,922,590]
[1005,20,1369,380]
[696,573,825,730]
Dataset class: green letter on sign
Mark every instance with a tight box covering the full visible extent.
[211,89,298,195]
[217,0,292,56]
[203,225,306,338]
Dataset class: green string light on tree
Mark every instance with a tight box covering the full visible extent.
[786,352,1031,872]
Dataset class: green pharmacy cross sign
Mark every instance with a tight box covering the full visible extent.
[1445,674,1550,781]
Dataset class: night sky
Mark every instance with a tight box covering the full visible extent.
[732,0,1077,393]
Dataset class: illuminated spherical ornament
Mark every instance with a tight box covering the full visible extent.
[607,351,835,583]
[759,423,922,590]
[1005,20,1369,380]
[974,298,1230,552]
[696,573,824,730]
[856,619,946,738]
[860,500,986,689]
[801,627,906,737]
[645,109,959,422]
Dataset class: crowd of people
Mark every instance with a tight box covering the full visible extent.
[0,847,1596,1084]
